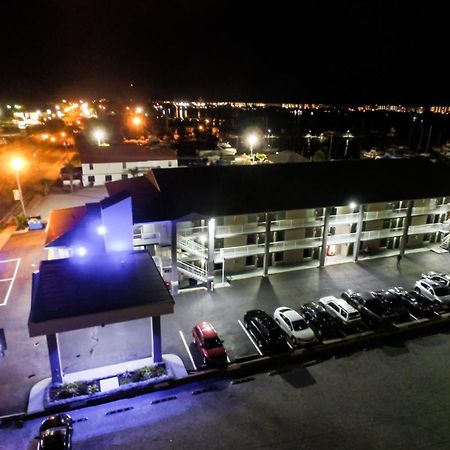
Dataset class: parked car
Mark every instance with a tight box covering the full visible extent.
[421,271,450,287]
[37,413,73,450]
[300,302,343,341]
[341,290,398,326]
[192,322,227,367]
[319,296,362,326]
[371,290,412,322]
[414,279,450,310]
[273,307,316,346]
[388,287,438,318]
[243,309,287,353]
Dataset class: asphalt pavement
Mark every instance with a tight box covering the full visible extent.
[1,223,450,417]
[2,330,450,450]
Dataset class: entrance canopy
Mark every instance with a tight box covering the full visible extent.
[28,251,174,337]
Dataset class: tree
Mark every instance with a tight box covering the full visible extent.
[128,167,140,178]
[40,178,52,196]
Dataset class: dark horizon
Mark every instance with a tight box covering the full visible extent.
[1,1,448,105]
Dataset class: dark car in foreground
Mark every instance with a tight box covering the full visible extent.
[388,287,438,318]
[300,302,343,341]
[341,290,398,326]
[243,309,287,353]
[192,321,227,367]
[37,413,73,449]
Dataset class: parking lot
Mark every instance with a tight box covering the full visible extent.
[0,258,21,307]
[56,249,450,376]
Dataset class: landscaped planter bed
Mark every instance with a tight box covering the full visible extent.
[45,363,173,409]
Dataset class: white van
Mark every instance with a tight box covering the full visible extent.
[319,296,362,326]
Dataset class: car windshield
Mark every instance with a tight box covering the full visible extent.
[292,319,307,331]
[435,286,450,296]
[348,312,360,320]
[204,337,222,349]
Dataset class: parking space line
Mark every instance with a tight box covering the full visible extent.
[0,278,13,282]
[0,258,20,307]
[237,320,263,356]
[286,341,294,349]
[179,330,197,371]
[409,314,418,321]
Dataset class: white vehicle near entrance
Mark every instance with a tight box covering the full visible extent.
[273,307,316,345]
[319,296,362,326]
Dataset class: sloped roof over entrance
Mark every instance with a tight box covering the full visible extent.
[28,251,174,337]
[106,159,450,223]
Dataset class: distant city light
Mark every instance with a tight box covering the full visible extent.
[93,129,106,146]
[135,106,143,114]
[131,116,142,126]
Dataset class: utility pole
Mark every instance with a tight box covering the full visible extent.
[425,125,433,153]
[328,131,334,160]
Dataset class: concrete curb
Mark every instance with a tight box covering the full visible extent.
[1,312,449,425]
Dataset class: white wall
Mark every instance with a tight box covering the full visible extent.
[82,159,178,186]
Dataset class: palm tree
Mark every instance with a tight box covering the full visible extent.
[40,178,52,196]
[128,167,140,178]
[63,162,75,192]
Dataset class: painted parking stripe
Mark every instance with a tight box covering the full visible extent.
[179,330,197,371]
[0,258,20,307]
[237,320,263,356]
[286,341,294,350]
[0,278,13,282]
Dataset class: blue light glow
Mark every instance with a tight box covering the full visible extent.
[76,246,87,257]
[97,225,107,235]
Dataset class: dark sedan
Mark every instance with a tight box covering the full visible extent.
[388,287,438,318]
[372,290,412,323]
[341,290,398,327]
[300,302,343,341]
[37,413,73,449]
[243,309,288,353]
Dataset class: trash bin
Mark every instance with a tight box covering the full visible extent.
[28,216,44,230]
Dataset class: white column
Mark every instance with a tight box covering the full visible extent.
[207,218,215,291]
[171,221,178,295]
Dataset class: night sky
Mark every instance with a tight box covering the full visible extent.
[1,1,448,104]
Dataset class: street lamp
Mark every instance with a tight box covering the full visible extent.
[93,129,106,146]
[247,134,258,161]
[10,157,27,218]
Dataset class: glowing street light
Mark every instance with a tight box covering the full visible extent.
[247,134,258,160]
[10,157,27,218]
[131,116,143,126]
[93,129,106,146]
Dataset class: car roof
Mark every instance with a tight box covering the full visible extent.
[419,279,441,288]
[319,296,340,304]
[279,307,302,321]
[196,322,218,339]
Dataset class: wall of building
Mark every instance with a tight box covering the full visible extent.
[223,214,249,273]
[82,159,178,186]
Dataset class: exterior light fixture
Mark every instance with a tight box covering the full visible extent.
[97,225,107,235]
[76,246,87,257]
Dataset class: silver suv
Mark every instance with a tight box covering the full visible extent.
[319,296,362,326]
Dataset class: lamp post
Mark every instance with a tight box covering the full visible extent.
[10,157,27,218]
[93,129,105,146]
[247,134,258,162]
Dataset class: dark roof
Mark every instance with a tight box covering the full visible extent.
[106,159,450,223]
[28,251,174,337]
[78,141,177,164]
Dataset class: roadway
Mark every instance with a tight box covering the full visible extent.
[2,330,450,449]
